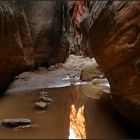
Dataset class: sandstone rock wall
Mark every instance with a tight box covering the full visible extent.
[88,1,140,123]
[65,1,89,55]
[23,0,69,67]
[0,0,69,92]
[0,1,33,92]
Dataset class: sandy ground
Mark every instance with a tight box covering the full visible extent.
[6,55,97,94]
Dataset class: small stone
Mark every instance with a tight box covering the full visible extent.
[39,97,53,103]
[35,101,48,109]
[40,91,48,97]
[1,118,32,127]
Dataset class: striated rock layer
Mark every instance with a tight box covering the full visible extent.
[87,1,140,123]
[65,1,89,55]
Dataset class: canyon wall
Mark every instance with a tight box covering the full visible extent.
[0,0,69,92]
[87,1,140,123]
[65,1,89,55]
[23,0,69,67]
[0,1,34,92]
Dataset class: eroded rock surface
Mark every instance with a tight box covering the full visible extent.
[0,1,34,92]
[80,59,102,81]
[0,1,69,91]
[65,1,89,55]
[87,1,140,123]
[23,1,69,67]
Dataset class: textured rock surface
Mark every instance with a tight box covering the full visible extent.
[0,0,69,92]
[23,0,69,67]
[88,1,140,123]
[65,1,89,55]
[80,60,102,81]
[0,1,34,92]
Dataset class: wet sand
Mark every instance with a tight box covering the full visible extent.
[0,86,135,139]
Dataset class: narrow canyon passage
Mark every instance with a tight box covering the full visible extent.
[0,0,140,139]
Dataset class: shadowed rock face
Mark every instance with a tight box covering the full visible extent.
[23,0,69,67]
[0,1,34,92]
[65,1,89,55]
[0,0,69,91]
[87,1,140,123]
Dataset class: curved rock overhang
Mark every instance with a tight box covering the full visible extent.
[87,1,140,123]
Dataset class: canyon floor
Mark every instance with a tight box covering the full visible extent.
[0,55,138,139]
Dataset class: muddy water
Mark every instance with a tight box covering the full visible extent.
[0,86,133,139]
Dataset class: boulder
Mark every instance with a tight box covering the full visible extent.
[79,84,103,99]
[91,78,111,94]
[80,62,102,81]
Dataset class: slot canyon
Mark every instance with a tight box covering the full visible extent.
[0,0,140,139]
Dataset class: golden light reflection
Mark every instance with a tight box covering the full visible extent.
[69,104,86,139]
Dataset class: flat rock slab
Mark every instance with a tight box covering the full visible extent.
[1,118,32,127]
[35,101,48,109]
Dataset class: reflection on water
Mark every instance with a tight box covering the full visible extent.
[69,105,86,139]
[0,86,137,139]
[47,81,88,88]
[69,128,78,139]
